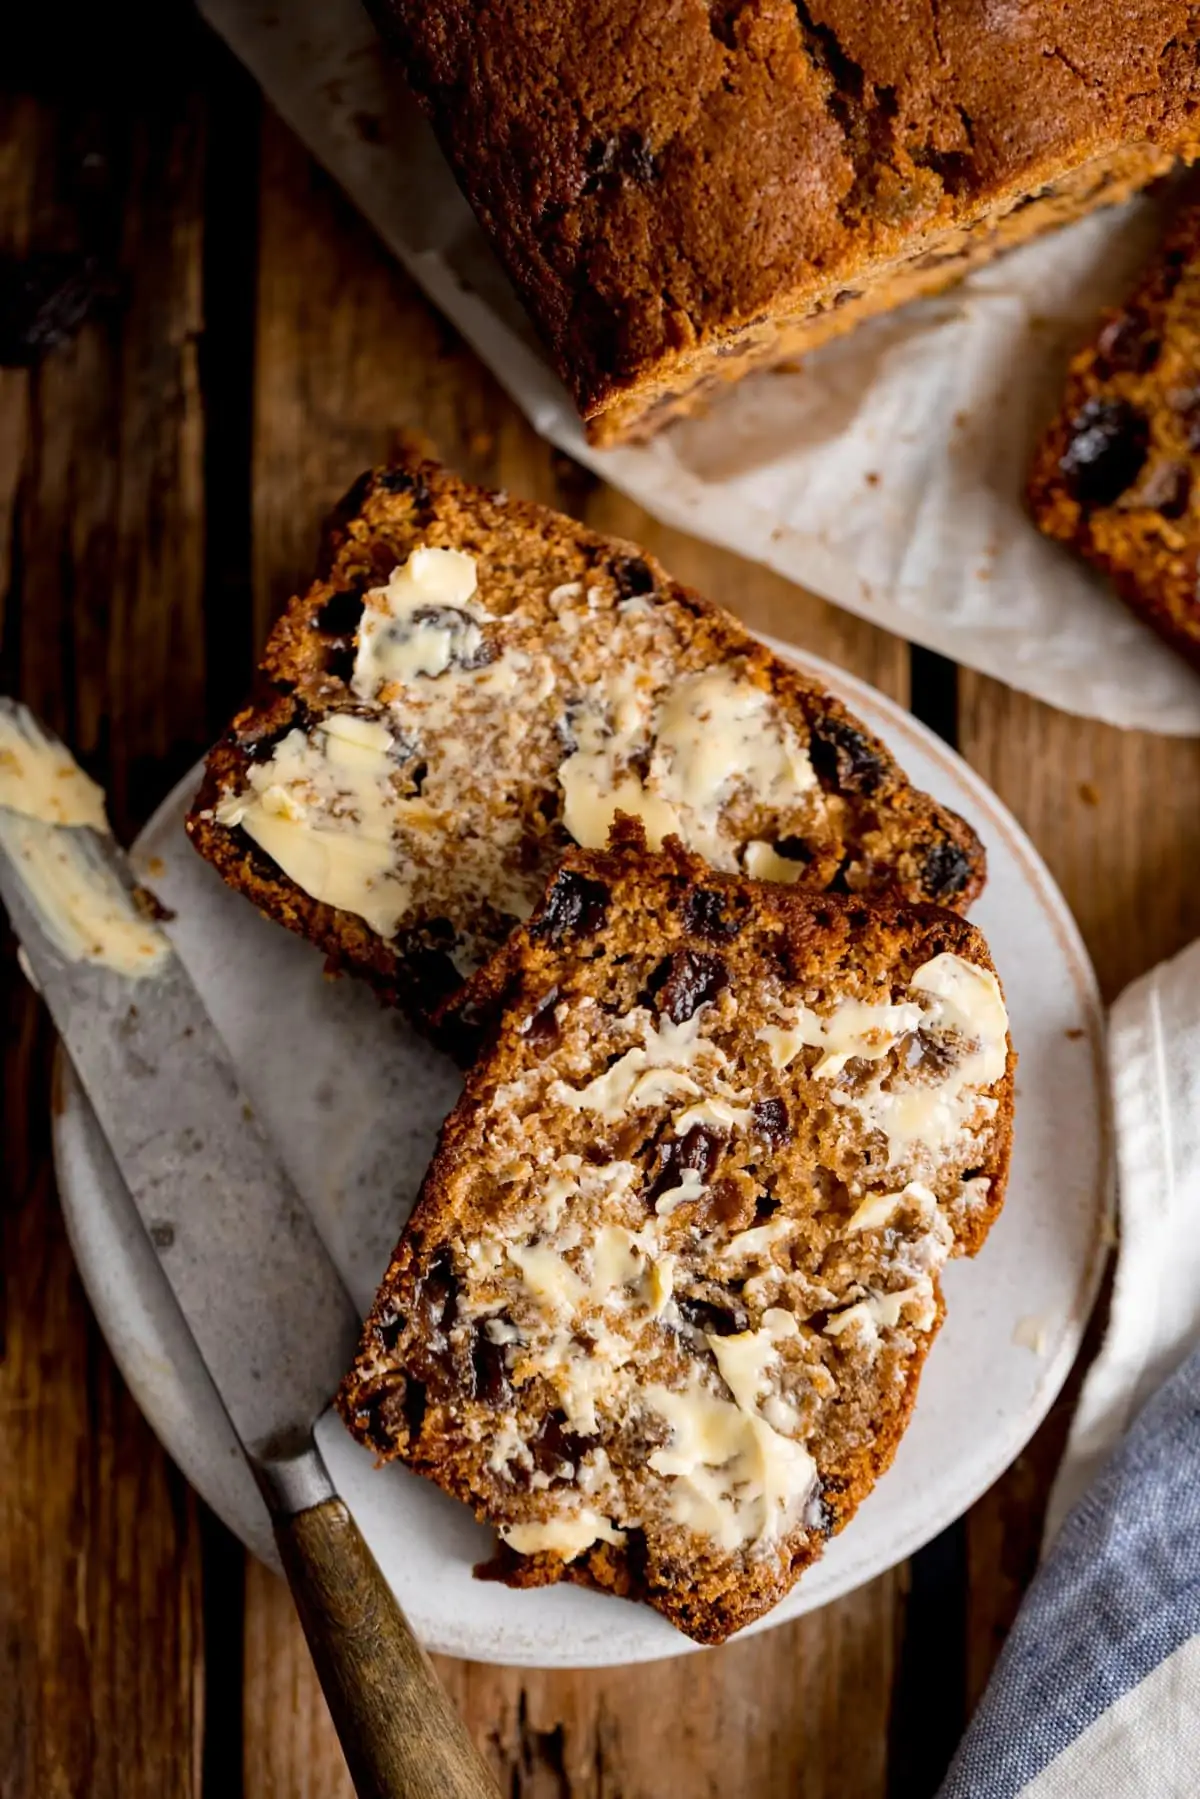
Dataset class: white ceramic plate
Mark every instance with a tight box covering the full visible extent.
[53,642,1111,1667]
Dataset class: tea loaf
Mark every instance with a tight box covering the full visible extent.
[368,1,1200,442]
[338,833,1014,1644]
[1028,196,1200,671]
[187,455,984,1048]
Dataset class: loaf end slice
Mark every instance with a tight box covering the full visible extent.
[338,831,1015,1644]
[187,454,985,1049]
[1028,195,1200,671]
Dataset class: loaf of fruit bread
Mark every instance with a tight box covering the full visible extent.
[186,454,985,1048]
[338,830,1014,1644]
[366,2,1200,443]
[1028,196,1200,672]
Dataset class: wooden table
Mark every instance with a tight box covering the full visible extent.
[4,10,1200,1797]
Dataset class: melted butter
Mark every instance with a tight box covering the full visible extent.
[743,840,806,884]
[555,665,677,849]
[834,1084,1000,1166]
[707,1309,798,1417]
[648,670,816,858]
[643,1255,676,1316]
[505,1243,587,1312]
[590,1225,647,1293]
[504,1209,678,1435]
[216,716,413,938]
[501,1508,626,1561]
[839,956,1009,1163]
[824,1277,937,1341]
[911,955,1008,1084]
[550,1009,724,1121]
[559,764,681,853]
[556,664,818,861]
[495,1153,818,1556]
[211,546,555,946]
[720,1216,796,1265]
[758,995,924,1077]
[486,1420,528,1474]
[544,1342,623,1437]
[352,546,484,697]
[845,1180,938,1234]
[0,810,169,978]
[672,1094,753,1133]
[761,954,1009,1166]
[653,1166,708,1217]
[508,1220,668,1318]
[646,1378,817,1551]
[0,707,108,830]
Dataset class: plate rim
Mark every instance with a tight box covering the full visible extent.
[51,636,1113,1665]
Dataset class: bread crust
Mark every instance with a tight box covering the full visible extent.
[368,1,1200,440]
[1028,193,1200,670]
[187,453,985,1052]
[339,831,1015,1644]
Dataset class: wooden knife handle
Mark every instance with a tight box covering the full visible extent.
[272,1492,500,1799]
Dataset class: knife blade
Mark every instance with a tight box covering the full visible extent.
[0,697,498,1799]
[0,795,361,1464]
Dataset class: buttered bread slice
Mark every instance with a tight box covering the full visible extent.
[338,834,1014,1644]
[186,454,984,1047]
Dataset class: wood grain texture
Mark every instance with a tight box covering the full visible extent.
[274,1496,499,1799]
[959,675,1200,1003]
[0,8,213,1794]
[245,1554,901,1799]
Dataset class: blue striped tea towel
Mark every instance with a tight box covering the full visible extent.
[941,938,1200,1798]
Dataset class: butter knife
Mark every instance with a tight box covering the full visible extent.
[0,697,498,1799]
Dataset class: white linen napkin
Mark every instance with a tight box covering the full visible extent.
[1044,937,1200,1544]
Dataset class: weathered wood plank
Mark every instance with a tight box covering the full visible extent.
[0,12,213,1796]
[959,675,1200,1003]
[245,1554,902,1799]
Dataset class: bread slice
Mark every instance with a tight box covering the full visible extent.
[338,831,1014,1645]
[1028,196,1200,670]
[187,454,984,1050]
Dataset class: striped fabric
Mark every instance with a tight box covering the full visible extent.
[939,1344,1200,1797]
[941,937,1200,1798]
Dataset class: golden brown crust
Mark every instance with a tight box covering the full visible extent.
[187,452,986,1051]
[1028,192,1200,671]
[338,831,1015,1644]
[368,1,1200,439]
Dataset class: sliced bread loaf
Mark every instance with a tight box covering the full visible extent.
[188,455,985,1048]
[338,832,1014,1643]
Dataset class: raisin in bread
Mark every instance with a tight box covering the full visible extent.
[338,832,1014,1645]
[368,2,1200,442]
[187,455,984,1049]
[1028,195,1200,671]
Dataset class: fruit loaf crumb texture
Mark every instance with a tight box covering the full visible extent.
[1028,191,1200,671]
[186,455,985,1050]
[366,1,1200,441]
[338,832,1015,1645]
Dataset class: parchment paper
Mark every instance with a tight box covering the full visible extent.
[199,0,1200,735]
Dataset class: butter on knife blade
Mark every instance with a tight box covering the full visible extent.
[0,810,170,979]
[0,701,109,829]
[0,702,168,979]
[0,692,361,1460]
[0,695,504,1799]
